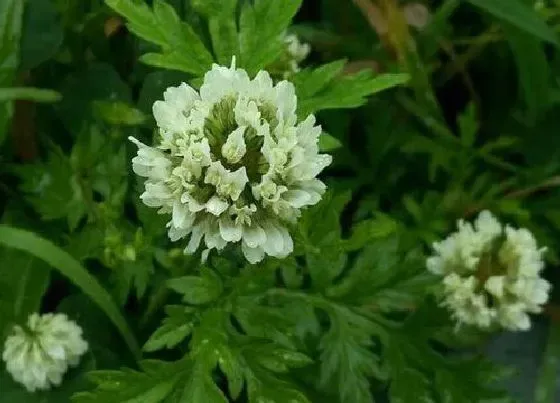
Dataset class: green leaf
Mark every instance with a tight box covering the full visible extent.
[0,0,24,145]
[327,236,435,312]
[387,341,434,403]
[292,60,346,100]
[106,0,213,74]
[343,214,398,251]
[192,0,239,64]
[0,86,61,102]
[457,102,478,148]
[0,248,50,340]
[318,305,381,403]
[56,63,131,133]
[143,305,195,352]
[73,360,184,403]
[167,268,223,305]
[92,100,146,125]
[297,191,351,289]
[19,0,63,70]
[535,323,560,403]
[466,0,559,45]
[0,226,140,360]
[503,24,550,121]
[239,0,302,73]
[298,71,409,117]
[318,132,342,152]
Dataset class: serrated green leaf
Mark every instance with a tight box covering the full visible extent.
[73,360,184,403]
[106,0,213,74]
[343,214,398,251]
[15,147,88,230]
[318,305,381,403]
[191,0,238,64]
[298,72,409,117]
[387,341,434,403]
[292,60,345,99]
[467,0,559,45]
[239,0,302,73]
[105,0,166,45]
[0,87,61,102]
[297,191,351,289]
[0,226,140,360]
[143,305,195,352]
[167,268,223,305]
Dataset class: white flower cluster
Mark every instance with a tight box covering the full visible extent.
[2,313,88,392]
[130,59,331,263]
[283,33,311,76]
[427,211,551,331]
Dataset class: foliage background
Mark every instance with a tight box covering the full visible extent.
[1,0,560,402]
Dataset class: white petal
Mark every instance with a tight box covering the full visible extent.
[243,224,267,248]
[186,224,205,253]
[219,216,243,242]
[206,196,229,216]
[242,242,265,264]
[283,190,312,208]
[261,221,284,255]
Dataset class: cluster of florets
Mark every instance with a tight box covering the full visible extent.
[130,59,331,263]
[427,211,550,331]
[2,313,88,392]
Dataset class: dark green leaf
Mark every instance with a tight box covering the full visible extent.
[239,0,302,73]
[457,102,478,148]
[20,0,63,70]
[143,305,195,352]
[56,63,131,133]
[343,214,398,251]
[467,0,559,45]
[73,359,184,403]
[318,305,381,403]
[92,101,146,125]
[504,24,550,121]
[167,268,223,305]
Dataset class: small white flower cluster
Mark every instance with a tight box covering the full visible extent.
[427,211,551,331]
[2,313,88,392]
[130,59,331,263]
[283,33,311,76]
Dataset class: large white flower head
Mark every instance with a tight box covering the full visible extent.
[130,58,332,263]
[2,313,88,392]
[427,210,551,331]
